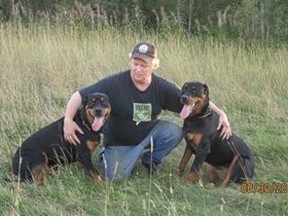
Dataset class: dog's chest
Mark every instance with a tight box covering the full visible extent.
[76,133,101,154]
[183,114,218,150]
[184,116,217,135]
[86,140,99,152]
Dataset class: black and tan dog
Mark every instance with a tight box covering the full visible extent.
[176,81,254,187]
[9,93,111,185]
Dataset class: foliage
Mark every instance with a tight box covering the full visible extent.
[0,0,288,43]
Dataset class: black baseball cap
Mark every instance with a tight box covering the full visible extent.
[130,42,158,63]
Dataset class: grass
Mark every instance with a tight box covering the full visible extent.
[0,23,287,216]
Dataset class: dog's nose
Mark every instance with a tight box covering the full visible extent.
[181,95,188,103]
[95,108,102,115]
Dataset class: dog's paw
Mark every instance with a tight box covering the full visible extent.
[90,173,103,183]
[95,175,103,182]
[186,172,198,183]
[175,169,183,177]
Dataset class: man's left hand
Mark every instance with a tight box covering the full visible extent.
[217,113,232,140]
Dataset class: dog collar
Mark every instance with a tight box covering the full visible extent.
[82,120,92,131]
[197,110,213,119]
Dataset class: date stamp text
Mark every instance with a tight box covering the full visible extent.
[241,182,288,194]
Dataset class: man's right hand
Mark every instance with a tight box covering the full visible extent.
[63,118,83,145]
[63,91,83,145]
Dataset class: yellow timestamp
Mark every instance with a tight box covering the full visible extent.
[241,182,288,194]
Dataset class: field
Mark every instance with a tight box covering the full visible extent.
[0,23,287,216]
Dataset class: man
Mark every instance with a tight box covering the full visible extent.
[63,42,231,181]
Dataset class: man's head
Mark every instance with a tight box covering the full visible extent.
[131,42,157,62]
[130,42,160,69]
[129,42,160,87]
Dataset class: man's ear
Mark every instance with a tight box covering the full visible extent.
[203,83,209,96]
[152,58,160,70]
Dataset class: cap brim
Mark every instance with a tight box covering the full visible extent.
[131,53,154,63]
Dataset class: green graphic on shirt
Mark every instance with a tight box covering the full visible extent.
[133,103,152,125]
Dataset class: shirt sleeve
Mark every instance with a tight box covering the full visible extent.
[160,78,183,113]
[78,73,117,99]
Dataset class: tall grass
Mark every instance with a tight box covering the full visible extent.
[0,23,287,216]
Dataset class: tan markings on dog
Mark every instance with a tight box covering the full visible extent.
[86,140,99,152]
[204,163,219,182]
[103,107,111,117]
[189,96,207,116]
[86,108,95,125]
[86,107,111,125]
[176,146,194,176]
[220,155,240,187]
[205,161,239,186]
[186,171,198,183]
[90,171,102,182]
[186,97,201,105]
[32,152,48,185]
[185,132,203,146]
[204,163,229,182]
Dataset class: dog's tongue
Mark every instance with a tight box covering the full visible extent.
[180,104,194,119]
[92,116,105,132]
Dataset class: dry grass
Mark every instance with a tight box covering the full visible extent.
[0,23,287,216]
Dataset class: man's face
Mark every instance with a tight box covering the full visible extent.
[130,58,154,84]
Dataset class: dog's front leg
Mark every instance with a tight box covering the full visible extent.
[183,133,207,183]
[176,144,193,177]
[78,152,102,182]
[186,171,199,183]
[89,170,102,182]
[186,152,207,184]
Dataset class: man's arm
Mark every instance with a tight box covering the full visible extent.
[209,101,232,140]
[63,91,83,145]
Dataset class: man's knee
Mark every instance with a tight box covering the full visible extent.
[98,146,140,181]
[154,120,183,142]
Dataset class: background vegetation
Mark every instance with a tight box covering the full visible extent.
[1,0,288,44]
[0,22,287,215]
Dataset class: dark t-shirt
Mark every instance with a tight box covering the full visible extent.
[79,70,183,146]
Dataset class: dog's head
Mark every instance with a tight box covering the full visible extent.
[179,81,209,119]
[81,93,111,132]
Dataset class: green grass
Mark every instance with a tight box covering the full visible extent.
[0,23,287,216]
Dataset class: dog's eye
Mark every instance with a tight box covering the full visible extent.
[100,97,104,102]
[191,88,197,93]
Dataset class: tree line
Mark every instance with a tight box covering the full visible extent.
[1,0,287,44]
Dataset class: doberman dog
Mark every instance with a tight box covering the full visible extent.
[8,93,111,185]
[176,81,254,187]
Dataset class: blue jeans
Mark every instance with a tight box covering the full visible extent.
[98,120,183,181]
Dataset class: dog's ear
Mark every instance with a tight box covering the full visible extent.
[203,83,209,96]
[79,95,88,121]
[181,82,188,90]
[82,95,88,106]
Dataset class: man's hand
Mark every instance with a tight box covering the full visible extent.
[63,118,83,145]
[217,113,232,140]
[63,91,83,145]
[209,101,232,140]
